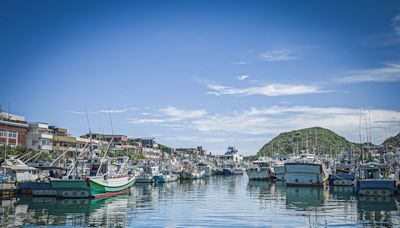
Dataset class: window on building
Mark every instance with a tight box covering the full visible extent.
[0,129,17,138]
[9,131,17,138]
[0,129,6,137]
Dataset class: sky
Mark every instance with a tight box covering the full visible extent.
[1,0,400,155]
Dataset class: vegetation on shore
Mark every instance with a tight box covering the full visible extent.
[257,127,361,158]
[382,133,400,151]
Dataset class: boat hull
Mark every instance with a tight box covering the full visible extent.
[356,179,396,196]
[285,163,328,187]
[30,182,57,196]
[247,168,270,180]
[50,176,135,198]
[329,173,355,186]
[274,166,285,181]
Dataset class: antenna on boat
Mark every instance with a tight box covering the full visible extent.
[84,104,91,134]
[108,111,115,157]
[359,109,362,162]
[368,108,372,150]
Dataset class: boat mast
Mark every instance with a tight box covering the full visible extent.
[359,109,363,162]
[368,108,372,153]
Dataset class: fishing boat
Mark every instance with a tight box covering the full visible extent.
[135,161,160,183]
[51,156,135,199]
[273,161,285,181]
[0,174,16,196]
[329,163,355,186]
[223,167,233,175]
[153,171,179,183]
[246,159,274,180]
[355,162,396,196]
[180,167,205,180]
[198,163,212,177]
[284,154,329,187]
[1,158,40,194]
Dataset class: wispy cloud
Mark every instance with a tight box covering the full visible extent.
[232,61,251,65]
[335,63,400,83]
[260,48,298,62]
[67,110,86,115]
[68,107,138,115]
[207,83,328,97]
[98,108,130,113]
[393,14,400,37]
[127,106,207,125]
[237,75,250,81]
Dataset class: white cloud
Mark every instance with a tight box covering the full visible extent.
[191,106,400,144]
[68,107,138,115]
[127,106,207,125]
[237,75,250,81]
[232,61,251,65]
[67,110,86,115]
[336,63,400,83]
[260,48,298,62]
[126,105,400,150]
[98,108,130,113]
[160,106,207,119]
[393,14,400,37]
[207,83,327,96]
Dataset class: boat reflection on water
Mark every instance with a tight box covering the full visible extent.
[329,186,355,201]
[357,195,398,227]
[0,195,132,227]
[285,187,328,210]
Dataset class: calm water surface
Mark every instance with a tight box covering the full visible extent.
[1,175,400,227]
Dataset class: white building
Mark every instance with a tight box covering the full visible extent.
[26,123,53,151]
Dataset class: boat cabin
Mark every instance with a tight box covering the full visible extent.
[1,158,38,182]
[357,162,390,180]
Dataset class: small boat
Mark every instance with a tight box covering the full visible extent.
[329,163,355,186]
[198,163,212,177]
[284,154,329,187]
[0,174,17,196]
[223,168,233,175]
[135,161,160,183]
[247,159,274,180]
[153,171,179,183]
[179,167,205,180]
[355,162,396,196]
[232,167,244,175]
[1,158,40,194]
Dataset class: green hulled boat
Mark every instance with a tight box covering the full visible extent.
[51,175,135,199]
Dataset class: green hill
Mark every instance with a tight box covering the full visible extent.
[382,133,400,150]
[257,127,360,157]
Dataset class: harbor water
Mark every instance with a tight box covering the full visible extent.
[1,175,400,227]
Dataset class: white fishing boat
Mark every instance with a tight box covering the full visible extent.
[284,154,329,187]
[246,158,274,180]
[136,161,160,183]
[198,163,212,177]
[153,171,179,183]
[1,158,39,182]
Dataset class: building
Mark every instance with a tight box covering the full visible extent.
[51,126,77,154]
[81,133,129,154]
[0,111,29,147]
[218,146,243,163]
[26,123,53,151]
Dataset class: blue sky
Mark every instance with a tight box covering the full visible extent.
[1,0,400,155]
